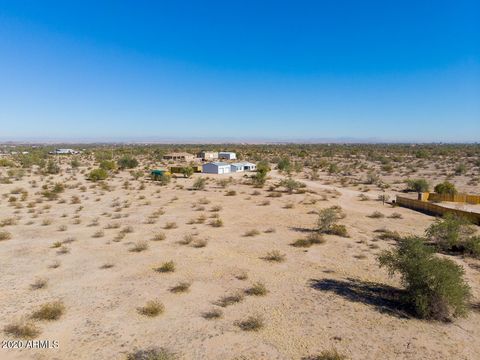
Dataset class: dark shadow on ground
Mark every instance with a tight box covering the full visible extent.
[309,277,412,319]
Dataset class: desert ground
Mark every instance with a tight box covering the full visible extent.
[0,145,479,360]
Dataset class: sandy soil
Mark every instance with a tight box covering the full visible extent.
[1,167,479,360]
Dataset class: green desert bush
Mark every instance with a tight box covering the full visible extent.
[434,181,457,195]
[88,168,108,182]
[425,214,475,253]
[379,236,471,321]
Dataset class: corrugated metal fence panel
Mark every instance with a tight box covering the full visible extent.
[396,196,480,225]
[423,192,480,204]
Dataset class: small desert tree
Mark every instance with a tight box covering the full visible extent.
[253,161,270,187]
[316,206,347,236]
[406,179,429,193]
[45,160,60,174]
[117,156,138,170]
[181,166,194,178]
[278,178,305,194]
[379,236,471,321]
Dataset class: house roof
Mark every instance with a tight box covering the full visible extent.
[164,152,194,157]
[205,162,229,166]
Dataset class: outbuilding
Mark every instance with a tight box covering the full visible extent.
[197,151,218,161]
[202,162,231,174]
[163,152,195,162]
[218,151,237,160]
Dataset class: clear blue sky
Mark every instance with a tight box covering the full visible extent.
[0,1,479,142]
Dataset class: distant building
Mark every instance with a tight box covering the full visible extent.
[163,152,195,162]
[49,148,80,155]
[218,151,237,160]
[197,151,218,161]
[230,161,256,172]
[202,162,231,174]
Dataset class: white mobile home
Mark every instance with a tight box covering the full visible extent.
[202,162,231,174]
[218,151,237,160]
[230,161,256,172]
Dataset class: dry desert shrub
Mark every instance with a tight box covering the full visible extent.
[244,229,260,237]
[215,293,245,307]
[137,300,164,317]
[31,301,65,321]
[236,315,264,331]
[169,282,191,293]
[154,261,175,273]
[202,308,223,320]
[0,217,17,227]
[126,347,176,360]
[209,218,223,227]
[130,240,149,252]
[192,238,208,248]
[235,272,248,280]
[56,246,70,255]
[263,250,286,262]
[0,230,12,241]
[92,230,105,238]
[30,278,48,290]
[303,349,348,360]
[3,319,41,339]
[368,211,385,219]
[388,212,403,219]
[164,222,178,229]
[152,232,166,241]
[244,282,268,296]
